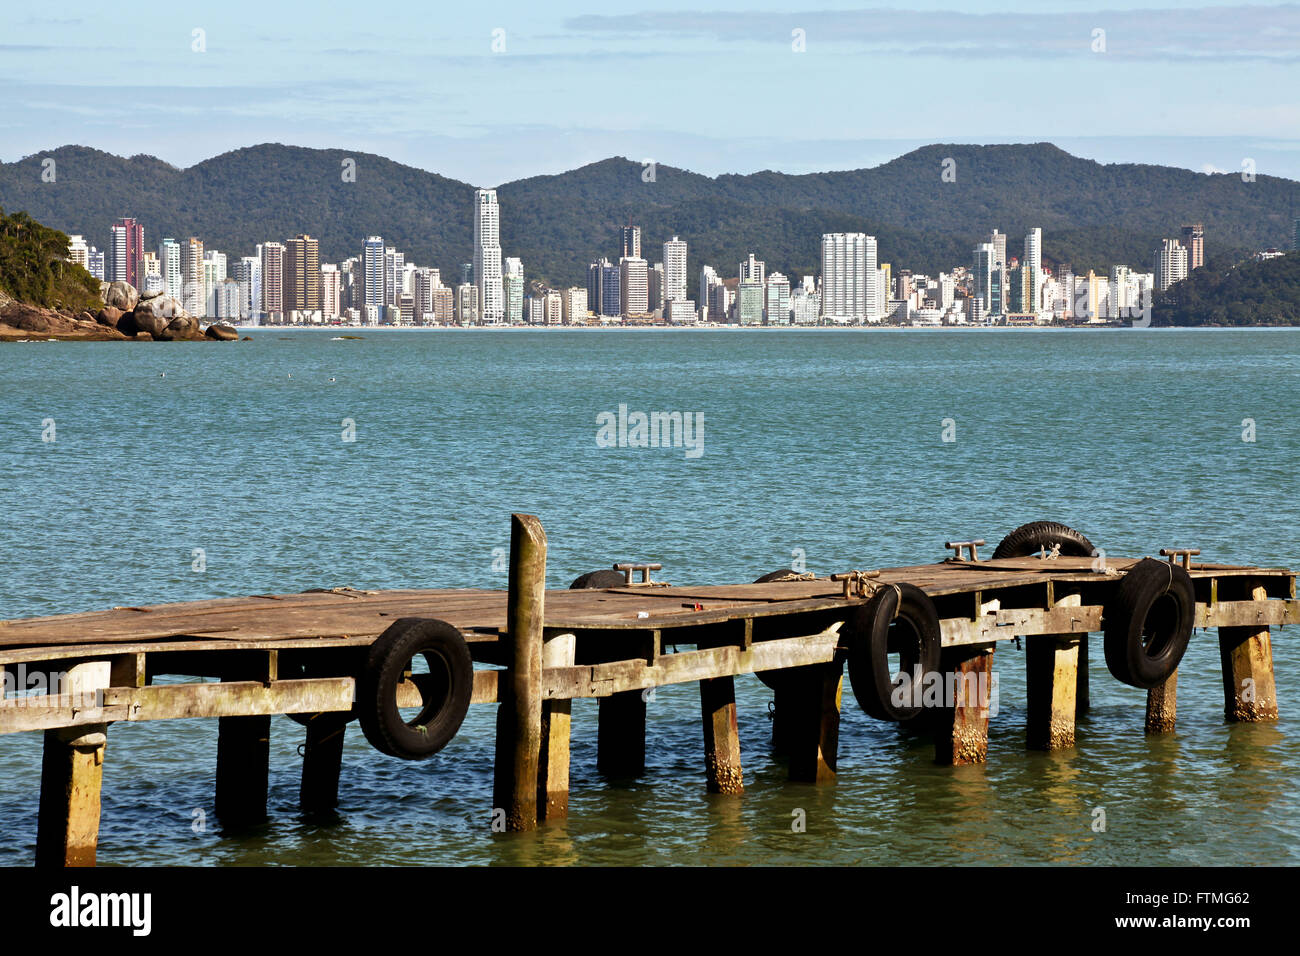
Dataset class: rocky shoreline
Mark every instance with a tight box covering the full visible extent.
[0,281,243,342]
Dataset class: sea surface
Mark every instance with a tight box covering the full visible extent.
[1,327,1297,866]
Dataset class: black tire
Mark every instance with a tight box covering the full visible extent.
[992,521,1096,559]
[357,617,473,759]
[753,571,806,689]
[1103,558,1195,689]
[846,583,942,722]
[569,569,627,589]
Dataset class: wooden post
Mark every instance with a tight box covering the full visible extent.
[1076,638,1090,718]
[770,682,792,755]
[492,513,547,832]
[538,631,576,820]
[1026,635,1080,750]
[1218,583,1279,722]
[933,645,994,766]
[1145,671,1178,734]
[787,662,843,783]
[36,660,110,867]
[300,714,348,813]
[700,676,743,794]
[597,691,646,777]
[215,715,271,827]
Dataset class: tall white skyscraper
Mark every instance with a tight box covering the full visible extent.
[699,265,720,321]
[663,236,688,303]
[181,238,205,316]
[1155,238,1189,291]
[159,239,182,301]
[383,247,405,307]
[474,188,504,324]
[362,236,385,308]
[739,252,765,285]
[1024,227,1043,314]
[503,256,524,325]
[820,233,877,324]
[619,257,649,316]
[234,256,261,320]
[261,241,285,316]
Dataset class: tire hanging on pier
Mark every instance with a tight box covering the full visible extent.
[569,570,627,589]
[1103,558,1196,689]
[992,521,1096,559]
[846,583,942,722]
[358,617,474,759]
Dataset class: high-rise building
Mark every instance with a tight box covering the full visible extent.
[474,188,504,324]
[320,264,342,319]
[181,238,205,316]
[737,281,764,325]
[203,250,227,317]
[383,247,404,307]
[503,257,524,324]
[588,258,620,318]
[699,265,720,322]
[562,287,589,324]
[362,237,385,309]
[619,257,649,317]
[233,256,261,320]
[67,235,89,270]
[285,235,321,313]
[739,252,765,285]
[159,239,182,301]
[621,225,641,260]
[1180,223,1205,271]
[109,217,144,288]
[139,252,163,295]
[455,282,480,325]
[663,236,688,303]
[821,233,876,324]
[972,243,1000,321]
[648,263,665,313]
[1155,239,1189,291]
[87,247,105,281]
[1024,227,1043,315]
[988,229,1008,316]
[261,241,285,317]
[765,272,791,325]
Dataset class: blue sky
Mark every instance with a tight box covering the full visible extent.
[2,1,1298,183]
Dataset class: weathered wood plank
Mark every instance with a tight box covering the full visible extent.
[1219,584,1279,723]
[934,646,995,766]
[538,633,575,820]
[700,676,743,794]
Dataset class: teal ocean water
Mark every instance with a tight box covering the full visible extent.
[1,328,1297,866]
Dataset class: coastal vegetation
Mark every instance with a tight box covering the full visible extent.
[0,205,101,313]
[1156,253,1300,326]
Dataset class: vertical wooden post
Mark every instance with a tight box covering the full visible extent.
[1219,583,1279,722]
[1075,638,1090,718]
[215,715,271,827]
[787,662,843,783]
[1026,635,1079,750]
[596,691,646,777]
[1145,671,1178,734]
[933,645,994,766]
[700,676,743,794]
[538,631,575,821]
[300,714,349,813]
[492,513,547,832]
[36,660,110,867]
[770,681,792,755]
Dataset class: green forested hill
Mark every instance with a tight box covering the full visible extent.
[0,143,1292,288]
[0,207,101,312]
[1156,252,1300,326]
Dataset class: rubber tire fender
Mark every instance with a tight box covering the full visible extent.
[992,521,1096,559]
[357,617,474,759]
[1103,557,1196,689]
[569,569,627,589]
[846,583,942,722]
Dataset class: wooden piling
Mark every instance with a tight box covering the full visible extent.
[35,660,110,867]
[215,715,271,827]
[491,513,547,832]
[1026,635,1080,750]
[1145,671,1178,734]
[300,714,348,813]
[933,645,994,766]
[596,691,646,777]
[700,675,743,794]
[538,631,576,820]
[1076,638,1090,718]
[1218,583,1279,722]
[787,662,843,783]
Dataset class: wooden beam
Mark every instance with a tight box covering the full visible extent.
[538,632,575,820]
[1145,671,1177,734]
[300,713,348,814]
[103,678,352,721]
[933,645,995,766]
[215,714,271,828]
[1026,634,1080,751]
[787,662,843,783]
[597,691,646,777]
[1219,584,1279,722]
[491,514,547,832]
[700,676,743,794]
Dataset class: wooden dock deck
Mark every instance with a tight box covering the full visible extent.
[1,514,1291,865]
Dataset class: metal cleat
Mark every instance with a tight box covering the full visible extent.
[944,539,986,562]
[1159,548,1201,570]
[830,570,881,599]
[613,562,669,587]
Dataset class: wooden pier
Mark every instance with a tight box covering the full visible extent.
[0,515,1290,865]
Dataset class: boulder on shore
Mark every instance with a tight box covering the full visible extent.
[96,306,123,328]
[134,331,153,341]
[139,288,164,301]
[101,281,139,313]
[159,315,202,340]
[205,323,239,341]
